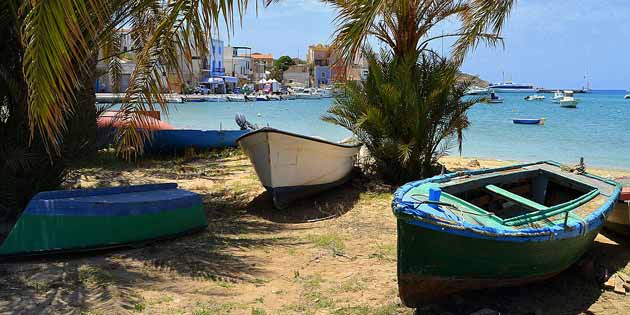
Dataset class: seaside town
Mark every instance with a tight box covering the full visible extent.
[95,33,370,101]
[2,1,630,315]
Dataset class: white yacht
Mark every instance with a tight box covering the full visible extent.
[488,81,536,93]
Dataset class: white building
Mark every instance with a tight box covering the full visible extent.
[282,64,309,86]
[224,46,252,81]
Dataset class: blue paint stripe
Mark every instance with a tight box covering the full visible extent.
[32,183,178,200]
[25,186,203,217]
[147,129,249,151]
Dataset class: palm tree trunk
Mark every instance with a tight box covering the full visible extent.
[62,52,98,160]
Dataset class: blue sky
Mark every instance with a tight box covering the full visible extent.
[221,1,630,89]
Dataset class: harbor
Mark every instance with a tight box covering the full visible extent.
[4,1,630,315]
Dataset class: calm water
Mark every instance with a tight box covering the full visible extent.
[158,90,630,169]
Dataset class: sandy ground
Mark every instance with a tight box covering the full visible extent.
[1,151,629,315]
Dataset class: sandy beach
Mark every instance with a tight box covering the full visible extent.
[1,150,629,315]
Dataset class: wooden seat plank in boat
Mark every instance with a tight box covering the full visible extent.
[485,184,547,211]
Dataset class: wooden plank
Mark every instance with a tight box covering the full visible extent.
[485,184,547,211]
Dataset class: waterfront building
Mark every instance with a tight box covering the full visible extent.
[307,44,333,87]
[282,64,309,86]
[224,46,253,81]
[252,53,274,81]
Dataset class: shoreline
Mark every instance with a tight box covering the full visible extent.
[440,155,630,179]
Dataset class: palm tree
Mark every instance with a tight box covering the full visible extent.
[321,0,515,182]
[327,0,515,64]
[0,0,249,221]
[19,0,250,157]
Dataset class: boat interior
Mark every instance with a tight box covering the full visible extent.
[441,169,596,221]
[402,163,619,229]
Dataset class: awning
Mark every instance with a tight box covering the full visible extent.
[206,77,224,84]
[221,76,238,84]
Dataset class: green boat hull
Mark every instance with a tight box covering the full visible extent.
[0,184,207,258]
[397,219,599,306]
[0,205,206,256]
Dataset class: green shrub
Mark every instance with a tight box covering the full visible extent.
[323,51,478,184]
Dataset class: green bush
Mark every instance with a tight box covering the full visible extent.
[323,51,478,184]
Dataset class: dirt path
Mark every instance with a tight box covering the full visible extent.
[1,151,629,315]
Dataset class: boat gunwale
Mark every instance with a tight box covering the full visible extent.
[236,127,362,149]
[392,161,621,242]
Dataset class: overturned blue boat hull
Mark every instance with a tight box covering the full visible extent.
[147,129,250,152]
[0,183,206,258]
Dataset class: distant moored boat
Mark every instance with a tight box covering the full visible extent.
[513,118,545,125]
[605,177,630,236]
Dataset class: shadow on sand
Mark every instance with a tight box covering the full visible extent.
[0,183,301,314]
[246,179,362,224]
[418,234,630,315]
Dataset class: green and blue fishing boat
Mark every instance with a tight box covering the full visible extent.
[0,183,207,258]
[392,161,620,306]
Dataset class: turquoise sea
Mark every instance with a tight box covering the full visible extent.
[159,90,630,169]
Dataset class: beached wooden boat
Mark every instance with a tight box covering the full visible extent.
[513,118,544,125]
[0,184,206,258]
[605,177,630,236]
[146,129,250,152]
[392,161,620,305]
[237,128,361,208]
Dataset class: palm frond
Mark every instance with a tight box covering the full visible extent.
[22,0,115,153]
[116,0,249,159]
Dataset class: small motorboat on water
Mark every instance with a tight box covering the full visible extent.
[524,95,545,101]
[227,95,246,102]
[465,86,490,96]
[513,118,545,125]
[487,91,504,103]
[559,90,579,108]
[605,177,630,236]
[165,95,184,103]
[185,96,207,103]
[295,88,323,99]
[552,90,564,103]
[208,96,227,102]
[245,94,258,101]
[392,160,620,305]
[0,184,206,258]
[237,128,361,208]
[281,94,297,100]
[256,94,269,101]
[268,94,282,101]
